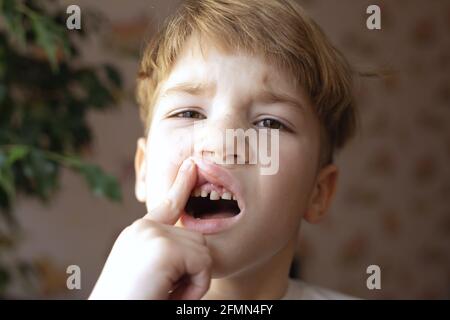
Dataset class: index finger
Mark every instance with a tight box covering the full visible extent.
[144,158,197,225]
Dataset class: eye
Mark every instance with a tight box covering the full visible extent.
[254,118,286,130]
[171,110,206,120]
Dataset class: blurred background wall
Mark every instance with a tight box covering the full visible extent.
[8,0,450,299]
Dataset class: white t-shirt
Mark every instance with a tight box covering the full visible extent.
[281,278,357,300]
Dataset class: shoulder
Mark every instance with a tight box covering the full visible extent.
[281,278,359,300]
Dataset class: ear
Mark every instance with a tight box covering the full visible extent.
[304,164,339,224]
[134,137,147,203]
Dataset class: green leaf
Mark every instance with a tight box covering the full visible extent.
[0,151,15,199]
[6,145,29,165]
[0,145,29,209]
[28,13,59,71]
[0,170,14,198]
[1,0,26,47]
[104,64,122,87]
[77,70,115,109]
[30,151,122,202]
[0,151,15,224]
[21,5,70,72]
[77,163,122,202]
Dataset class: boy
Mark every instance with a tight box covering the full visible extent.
[90,0,357,300]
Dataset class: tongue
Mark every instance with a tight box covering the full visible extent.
[198,212,236,219]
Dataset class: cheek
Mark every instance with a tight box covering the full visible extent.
[258,139,318,224]
[149,124,194,164]
[143,126,194,209]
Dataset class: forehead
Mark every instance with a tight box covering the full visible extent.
[160,36,299,99]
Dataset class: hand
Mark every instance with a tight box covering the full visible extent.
[89,158,212,300]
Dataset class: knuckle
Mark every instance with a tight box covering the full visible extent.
[187,230,206,244]
[150,236,175,253]
[195,234,207,246]
[143,225,165,239]
[163,197,180,215]
[128,218,165,238]
[204,254,213,268]
[195,246,212,266]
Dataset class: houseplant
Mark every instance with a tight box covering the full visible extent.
[0,0,123,296]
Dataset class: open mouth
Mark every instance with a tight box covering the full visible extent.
[180,158,245,234]
[185,185,241,220]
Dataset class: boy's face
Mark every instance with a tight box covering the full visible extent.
[135,37,338,277]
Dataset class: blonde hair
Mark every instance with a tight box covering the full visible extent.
[136,0,357,165]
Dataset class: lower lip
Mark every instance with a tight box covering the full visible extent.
[180,211,243,234]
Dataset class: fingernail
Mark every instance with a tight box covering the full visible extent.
[193,157,213,172]
[180,159,193,171]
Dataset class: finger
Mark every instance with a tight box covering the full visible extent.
[172,227,208,245]
[169,268,211,300]
[168,275,189,300]
[177,249,212,300]
[169,246,212,300]
[145,158,197,225]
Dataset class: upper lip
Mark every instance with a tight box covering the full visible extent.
[190,157,245,212]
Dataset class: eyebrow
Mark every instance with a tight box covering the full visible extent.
[161,81,216,98]
[255,89,306,112]
[161,81,305,111]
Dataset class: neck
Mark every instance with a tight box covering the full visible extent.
[202,236,296,300]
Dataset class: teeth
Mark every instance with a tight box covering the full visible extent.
[194,185,237,201]
[221,192,232,200]
[210,190,220,200]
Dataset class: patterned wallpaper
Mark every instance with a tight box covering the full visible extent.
[297,0,450,299]
[12,0,449,299]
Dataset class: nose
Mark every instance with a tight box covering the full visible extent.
[193,113,253,165]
